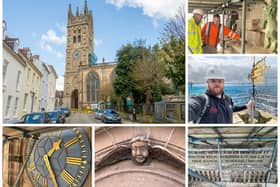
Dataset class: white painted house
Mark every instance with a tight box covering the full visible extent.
[33,56,58,111]
[33,55,50,111]
[3,38,26,120]
[47,64,58,111]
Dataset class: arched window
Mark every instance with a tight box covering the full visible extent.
[73,36,76,43]
[78,35,81,43]
[87,72,100,103]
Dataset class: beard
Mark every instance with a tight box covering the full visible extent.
[208,86,224,96]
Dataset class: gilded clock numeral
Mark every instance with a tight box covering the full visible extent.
[60,169,75,185]
[34,172,40,183]
[42,177,48,187]
[30,153,34,160]
[29,162,36,170]
[64,137,79,148]
[66,157,87,165]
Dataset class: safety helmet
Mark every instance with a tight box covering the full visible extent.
[205,67,225,80]
[192,9,204,16]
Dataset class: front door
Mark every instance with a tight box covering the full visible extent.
[71,89,79,109]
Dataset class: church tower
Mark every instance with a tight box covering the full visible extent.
[64,0,94,109]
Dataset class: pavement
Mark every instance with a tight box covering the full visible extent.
[65,112,136,124]
[65,112,103,124]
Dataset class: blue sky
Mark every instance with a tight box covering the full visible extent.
[3,0,184,90]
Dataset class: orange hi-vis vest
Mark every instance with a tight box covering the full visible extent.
[201,22,240,47]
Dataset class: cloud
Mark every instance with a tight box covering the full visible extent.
[41,29,66,44]
[56,76,64,91]
[94,38,103,47]
[40,28,66,59]
[188,56,277,84]
[105,0,184,20]
[40,41,64,59]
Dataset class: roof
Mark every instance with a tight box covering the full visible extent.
[18,49,43,77]
[3,41,26,67]
[189,127,277,148]
[47,64,59,79]
[5,36,19,42]
[188,0,243,14]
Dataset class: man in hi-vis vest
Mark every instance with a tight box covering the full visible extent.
[188,9,204,54]
[201,14,240,54]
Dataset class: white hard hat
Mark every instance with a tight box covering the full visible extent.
[192,9,204,15]
[205,67,225,80]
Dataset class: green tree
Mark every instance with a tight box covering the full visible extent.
[113,40,148,109]
[161,6,185,94]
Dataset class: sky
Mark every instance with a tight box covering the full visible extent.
[3,0,184,90]
[188,56,277,83]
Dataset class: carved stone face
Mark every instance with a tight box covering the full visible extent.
[131,140,149,164]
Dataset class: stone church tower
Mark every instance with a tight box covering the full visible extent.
[64,0,116,110]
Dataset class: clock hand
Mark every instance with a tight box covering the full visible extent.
[43,154,58,187]
[47,139,62,157]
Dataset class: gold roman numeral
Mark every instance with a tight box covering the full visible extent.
[34,172,40,183]
[29,162,35,170]
[66,157,87,165]
[60,169,75,185]
[30,153,34,160]
[64,137,79,148]
[42,177,48,187]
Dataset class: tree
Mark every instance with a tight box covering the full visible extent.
[113,40,148,110]
[131,44,167,114]
[160,5,185,94]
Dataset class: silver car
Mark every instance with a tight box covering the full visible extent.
[95,109,104,120]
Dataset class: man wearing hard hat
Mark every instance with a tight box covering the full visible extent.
[188,68,253,123]
[188,9,204,54]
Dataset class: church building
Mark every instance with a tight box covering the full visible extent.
[64,0,116,110]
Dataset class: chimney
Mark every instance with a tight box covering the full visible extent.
[21,47,32,59]
[32,55,40,61]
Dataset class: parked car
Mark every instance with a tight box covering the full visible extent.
[48,111,65,124]
[101,109,121,123]
[20,112,51,124]
[3,119,24,124]
[56,106,71,117]
[95,109,104,120]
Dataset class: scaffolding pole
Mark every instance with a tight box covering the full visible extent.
[241,0,246,53]
[217,141,224,185]
[222,8,225,54]
[265,142,277,186]
[189,136,277,143]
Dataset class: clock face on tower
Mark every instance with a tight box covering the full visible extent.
[27,128,91,187]
[73,50,80,58]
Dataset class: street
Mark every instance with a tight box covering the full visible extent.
[65,112,134,124]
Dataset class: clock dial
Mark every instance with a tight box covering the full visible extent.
[73,50,80,58]
[27,128,91,187]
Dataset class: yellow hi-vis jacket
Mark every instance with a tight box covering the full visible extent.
[188,17,203,54]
